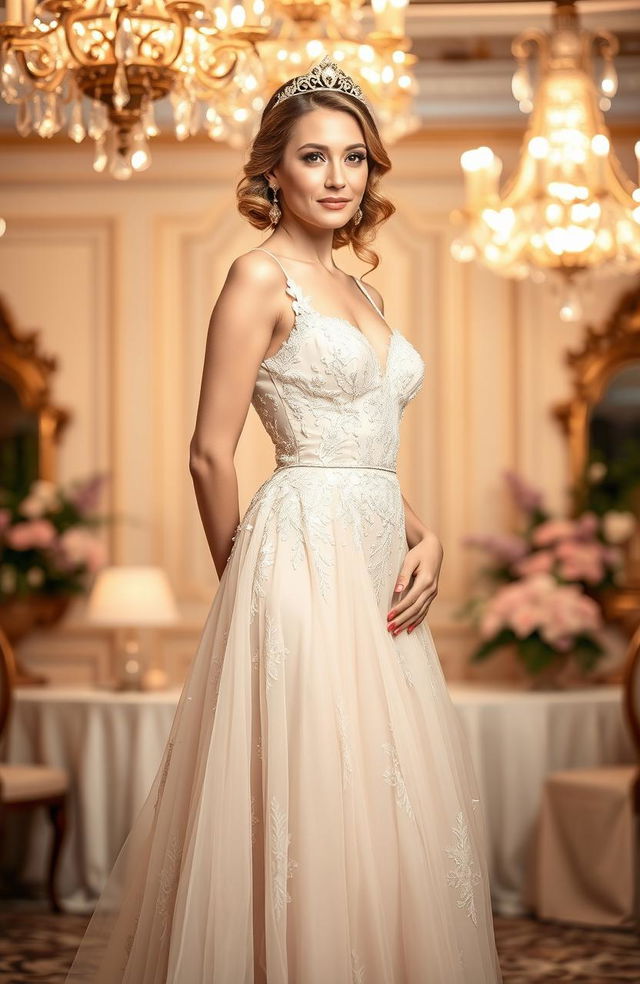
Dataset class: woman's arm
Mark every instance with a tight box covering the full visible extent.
[189,252,286,579]
[401,493,431,549]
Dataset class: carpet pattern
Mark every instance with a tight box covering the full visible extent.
[0,903,638,983]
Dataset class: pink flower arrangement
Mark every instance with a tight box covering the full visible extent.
[457,469,636,677]
[0,473,111,601]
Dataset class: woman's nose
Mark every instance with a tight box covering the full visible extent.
[325,161,346,188]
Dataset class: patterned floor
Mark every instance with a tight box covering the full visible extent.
[0,901,638,983]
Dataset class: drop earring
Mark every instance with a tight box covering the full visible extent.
[268,186,282,227]
[354,206,363,226]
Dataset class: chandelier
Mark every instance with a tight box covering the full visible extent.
[449,0,640,322]
[0,0,418,179]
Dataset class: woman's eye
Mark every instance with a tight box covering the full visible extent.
[347,153,367,164]
[302,150,366,163]
[303,152,324,163]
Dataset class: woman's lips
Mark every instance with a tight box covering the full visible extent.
[318,199,351,210]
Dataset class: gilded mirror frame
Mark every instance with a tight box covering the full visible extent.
[0,295,71,484]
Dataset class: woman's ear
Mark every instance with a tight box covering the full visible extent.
[264,169,279,190]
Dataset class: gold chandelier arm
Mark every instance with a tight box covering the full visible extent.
[190,40,246,93]
[590,28,619,61]
[8,30,69,90]
[511,28,547,63]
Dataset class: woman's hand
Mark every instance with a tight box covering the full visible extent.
[387,530,444,635]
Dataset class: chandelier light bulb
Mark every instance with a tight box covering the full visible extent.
[591,134,610,156]
[529,136,549,159]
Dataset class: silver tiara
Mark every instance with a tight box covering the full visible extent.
[273,55,366,107]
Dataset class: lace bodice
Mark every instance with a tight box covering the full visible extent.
[251,249,425,472]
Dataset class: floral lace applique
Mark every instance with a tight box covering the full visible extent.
[263,611,289,691]
[394,641,415,688]
[445,810,482,926]
[270,794,298,922]
[382,741,415,821]
[248,470,403,605]
[336,699,354,790]
[250,530,275,623]
[253,387,298,466]
[351,947,366,983]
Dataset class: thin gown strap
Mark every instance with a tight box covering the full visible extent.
[351,276,386,323]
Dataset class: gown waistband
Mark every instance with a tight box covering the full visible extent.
[274,463,397,475]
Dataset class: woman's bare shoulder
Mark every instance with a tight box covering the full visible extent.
[226,249,285,292]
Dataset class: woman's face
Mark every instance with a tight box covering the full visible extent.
[269,107,369,231]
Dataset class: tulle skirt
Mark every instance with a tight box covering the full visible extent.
[65,465,503,983]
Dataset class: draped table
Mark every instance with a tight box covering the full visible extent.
[0,682,635,915]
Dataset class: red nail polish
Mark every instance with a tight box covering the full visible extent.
[388,623,396,632]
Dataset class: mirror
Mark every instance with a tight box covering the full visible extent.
[0,377,41,496]
[589,360,640,483]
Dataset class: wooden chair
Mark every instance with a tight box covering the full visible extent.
[0,625,69,911]
[527,623,640,927]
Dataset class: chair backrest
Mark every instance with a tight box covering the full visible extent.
[0,626,17,745]
[622,621,640,760]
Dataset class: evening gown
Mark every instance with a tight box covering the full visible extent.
[65,247,503,983]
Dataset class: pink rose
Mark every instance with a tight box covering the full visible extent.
[512,550,554,577]
[463,532,529,564]
[57,527,107,572]
[574,512,599,539]
[507,602,541,638]
[479,609,504,640]
[532,519,578,547]
[5,519,57,550]
[554,540,605,584]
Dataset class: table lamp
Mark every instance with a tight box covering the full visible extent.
[86,565,180,690]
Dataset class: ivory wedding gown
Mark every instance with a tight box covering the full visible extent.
[65,248,503,983]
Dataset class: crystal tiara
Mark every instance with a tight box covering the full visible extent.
[273,55,366,107]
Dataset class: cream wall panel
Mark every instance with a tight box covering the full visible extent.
[0,217,114,506]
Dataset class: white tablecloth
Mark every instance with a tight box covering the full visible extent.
[1,682,635,915]
[448,683,636,915]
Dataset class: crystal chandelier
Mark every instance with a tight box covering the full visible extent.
[449,0,640,322]
[0,0,418,179]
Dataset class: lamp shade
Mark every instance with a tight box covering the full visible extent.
[86,565,180,627]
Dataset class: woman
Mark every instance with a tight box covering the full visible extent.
[65,57,503,983]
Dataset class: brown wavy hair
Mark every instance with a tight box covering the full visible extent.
[236,88,395,271]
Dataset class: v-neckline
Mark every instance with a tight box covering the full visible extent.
[290,276,397,379]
